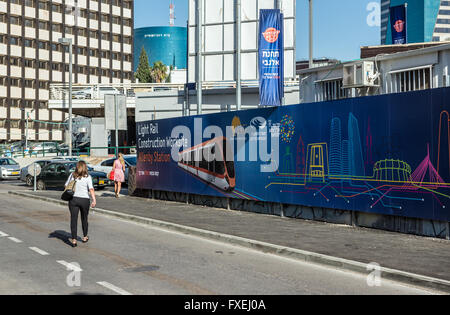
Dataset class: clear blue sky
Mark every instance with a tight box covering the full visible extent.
[134,0,381,62]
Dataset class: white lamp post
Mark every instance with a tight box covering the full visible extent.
[59,37,73,156]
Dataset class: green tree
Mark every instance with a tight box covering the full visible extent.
[151,61,169,83]
[135,47,152,83]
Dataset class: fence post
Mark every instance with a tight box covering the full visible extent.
[446,222,450,240]
[351,211,357,227]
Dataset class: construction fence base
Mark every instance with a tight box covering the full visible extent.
[131,189,450,240]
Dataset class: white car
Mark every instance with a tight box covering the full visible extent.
[92,155,136,182]
[73,86,122,100]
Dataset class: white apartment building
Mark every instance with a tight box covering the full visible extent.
[0,0,134,143]
[298,43,450,104]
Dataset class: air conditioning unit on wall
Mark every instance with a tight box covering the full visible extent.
[343,61,376,88]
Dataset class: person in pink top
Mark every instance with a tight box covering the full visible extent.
[113,153,126,198]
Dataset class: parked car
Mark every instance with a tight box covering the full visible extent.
[73,86,122,100]
[92,155,137,182]
[20,159,58,186]
[0,144,8,157]
[31,142,60,154]
[35,162,111,191]
[0,158,21,180]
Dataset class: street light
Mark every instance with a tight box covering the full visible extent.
[59,37,73,156]
[25,108,35,154]
[309,0,313,69]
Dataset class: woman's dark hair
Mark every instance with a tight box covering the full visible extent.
[73,161,89,179]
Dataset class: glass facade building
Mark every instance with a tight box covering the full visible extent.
[134,26,187,71]
[381,0,450,45]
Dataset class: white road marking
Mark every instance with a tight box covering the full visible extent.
[0,231,9,237]
[57,260,83,272]
[97,281,133,295]
[29,247,50,256]
[8,237,23,243]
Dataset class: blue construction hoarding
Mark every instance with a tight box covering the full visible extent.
[137,87,450,222]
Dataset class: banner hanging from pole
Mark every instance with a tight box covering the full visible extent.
[258,9,284,107]
[390,4,407,44]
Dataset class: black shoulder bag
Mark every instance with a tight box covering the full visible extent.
[61,175,77,202]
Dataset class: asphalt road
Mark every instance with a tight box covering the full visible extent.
[0,181,444,295]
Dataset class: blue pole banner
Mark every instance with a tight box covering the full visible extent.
[390,4,407,44]
[258,9,284,107]
[137,87,450,223]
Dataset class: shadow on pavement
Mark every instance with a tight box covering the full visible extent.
[49,230,79,247]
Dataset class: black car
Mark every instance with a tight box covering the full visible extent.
[36,162,111,191]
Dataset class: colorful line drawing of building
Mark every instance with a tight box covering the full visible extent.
[374,159,412,182]
[341,140,351,181]
[403,144,445,190]
[365,118,374,169]
[329,118,342,178]
[306,143,329,183]
[264,109,450,213]
[348,113,366,177]
[296,135,306,175]
[282,147,295,174]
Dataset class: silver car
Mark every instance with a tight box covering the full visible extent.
[20,160,55,186]
[0,158,21,180]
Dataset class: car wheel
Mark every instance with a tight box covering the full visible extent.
[37,180,46,191]
[26,175,34,187]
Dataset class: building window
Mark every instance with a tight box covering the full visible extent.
[388,67,432,93]
[315,79,349,102]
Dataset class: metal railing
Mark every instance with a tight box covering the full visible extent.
[83,146,137,157]
[1,145,137,159]
[49,83,185,101]
[49,80,300,101]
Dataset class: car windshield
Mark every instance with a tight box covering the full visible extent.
[125,156,137,166]
[0,159,18,166]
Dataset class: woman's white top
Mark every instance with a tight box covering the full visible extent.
[65,174,94,199]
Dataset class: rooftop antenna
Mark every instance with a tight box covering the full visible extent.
[170,1,176,26]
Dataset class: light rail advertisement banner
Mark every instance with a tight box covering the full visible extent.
[137,87,450,222]
[258,9,284,107]
[390,4,407,44]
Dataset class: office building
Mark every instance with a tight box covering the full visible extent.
[0,0,134,143]
[381,0,450,45]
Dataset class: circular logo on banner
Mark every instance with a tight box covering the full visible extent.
[394,20,405,33]
[250,117,267,130]
[262,27,281,43]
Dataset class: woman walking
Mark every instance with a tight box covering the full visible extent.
[65,161,96,247]
[114,153,126,198]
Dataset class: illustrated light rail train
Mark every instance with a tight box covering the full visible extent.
[178,137,236,192]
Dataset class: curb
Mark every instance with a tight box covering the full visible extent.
[9,190,450,293]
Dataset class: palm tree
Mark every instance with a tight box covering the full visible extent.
[151,61,168,83]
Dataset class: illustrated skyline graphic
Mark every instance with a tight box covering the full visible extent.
[266,110,450,213]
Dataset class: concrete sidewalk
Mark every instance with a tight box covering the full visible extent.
[10,189,450,290]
